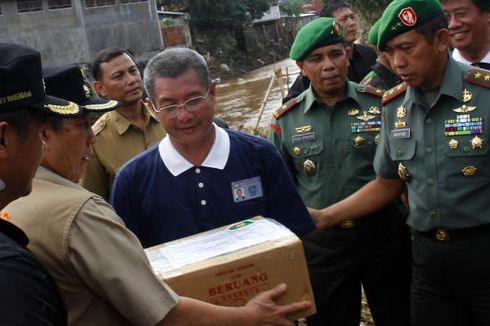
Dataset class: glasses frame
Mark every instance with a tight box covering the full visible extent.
[153,88,210,116]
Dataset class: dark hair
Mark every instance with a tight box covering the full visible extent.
[320,0,351,17]
[45,114,64,131]
[472,0,489,12]
[0,108,46,138]
[415,13,448,44]
[91,47,135,81]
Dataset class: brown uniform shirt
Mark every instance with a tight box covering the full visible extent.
[81,100,165,200]
[6,166,178,326]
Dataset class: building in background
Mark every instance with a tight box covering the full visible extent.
[0,0,162,66]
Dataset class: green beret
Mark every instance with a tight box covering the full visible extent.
[367,19,381,46]
[290,17,344,60]
[377,0,443,51]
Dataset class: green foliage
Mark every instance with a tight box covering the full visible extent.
[188,0,270,29]
[280,0,308,17]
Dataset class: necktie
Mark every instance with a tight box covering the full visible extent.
[471,62,490,70]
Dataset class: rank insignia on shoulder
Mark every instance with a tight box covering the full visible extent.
[465,68,490,89]
[360,84,384,97]
[272,96,303,120]
[382,82,407,104]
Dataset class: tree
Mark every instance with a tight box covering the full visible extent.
[280,0,308,17]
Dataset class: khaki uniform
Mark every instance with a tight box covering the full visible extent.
[268,83,411,325]
[6,166,178,326]
[81,100,164,200]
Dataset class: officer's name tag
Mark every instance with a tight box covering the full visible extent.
[292,132,315,144]
[231,176,263,203]
[391,128,411,139]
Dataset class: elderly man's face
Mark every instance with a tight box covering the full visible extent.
[332,7,358,44]
[442,0,490,55]
[42,114,96,183]
[151,68,215,151]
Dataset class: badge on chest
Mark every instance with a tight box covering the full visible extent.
[231,176,263,203]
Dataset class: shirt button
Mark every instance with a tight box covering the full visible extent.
[426,147,433,154]
[463,146,470,152]
[198,182,204,188]
[426,118,432,124]
[201,200,206,206]
[195,168,201,174]
[397,149,404,156]
[429,211,437,219]
[427,178,434,185]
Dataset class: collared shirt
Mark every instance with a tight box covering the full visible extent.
[111,126,315,248]
[81,100,165,200]
[269,82,384,209]
[375,57,490,231]
[452,48,490,67]
[0,219,67,325]
[6,166,178,326]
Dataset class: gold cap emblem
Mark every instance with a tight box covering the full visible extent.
[303,159,316,176]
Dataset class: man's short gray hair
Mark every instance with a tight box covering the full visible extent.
[144,48,211,101]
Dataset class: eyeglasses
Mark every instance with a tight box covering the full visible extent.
[154,88,210,117]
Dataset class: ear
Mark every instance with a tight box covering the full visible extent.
[296,60,306,76]
[0,122,9,160]
[435,28,450,52]
[92,80,107,98]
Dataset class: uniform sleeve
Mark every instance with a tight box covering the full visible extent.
[68,197,178,326]
[80,150,110,201]
[0,252,67,324]
[267,118,296,178]
[260,140,315,236]
[373,107,399,179]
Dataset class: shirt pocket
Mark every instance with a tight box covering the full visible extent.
[388,139,417,177]
[444,135,490,183]
[288,141,324,172]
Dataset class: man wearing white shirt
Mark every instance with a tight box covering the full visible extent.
[442,0,490,69]
[110,48,315,249]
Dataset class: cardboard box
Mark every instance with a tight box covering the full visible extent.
[145,216,316,320]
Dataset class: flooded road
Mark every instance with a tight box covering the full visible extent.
[214,58,300,137]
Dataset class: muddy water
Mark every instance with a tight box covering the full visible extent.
[214,58,300,137]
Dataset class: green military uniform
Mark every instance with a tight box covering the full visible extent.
[360,62,402,91]
[374,0,490,324]
[81,100,164,200]
[376,60,490,231]
[268,18,411,325]
[269,83,385,208]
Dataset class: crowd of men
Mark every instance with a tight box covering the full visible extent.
[0,0,489,325]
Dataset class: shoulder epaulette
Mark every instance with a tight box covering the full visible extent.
[272,94,303,120]
[91,112,111,135]
[465,68,490,89]
[357,84,383,97]
[382,82,407,105]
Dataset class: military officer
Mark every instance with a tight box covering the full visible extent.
[268,17,411,326]
[360,19,402,91]
[310,0,490,325]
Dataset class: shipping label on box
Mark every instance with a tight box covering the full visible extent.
[145,217,316,319]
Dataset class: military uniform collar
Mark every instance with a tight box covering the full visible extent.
[405,56,463,107]
[112,100,155,135]
[303,81,358,113]
[36,166,86,191]
[159,123,230,176]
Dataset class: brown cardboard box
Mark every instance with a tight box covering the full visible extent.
[145,216,316,320]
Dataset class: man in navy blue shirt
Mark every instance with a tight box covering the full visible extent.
[110,48,315,248]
